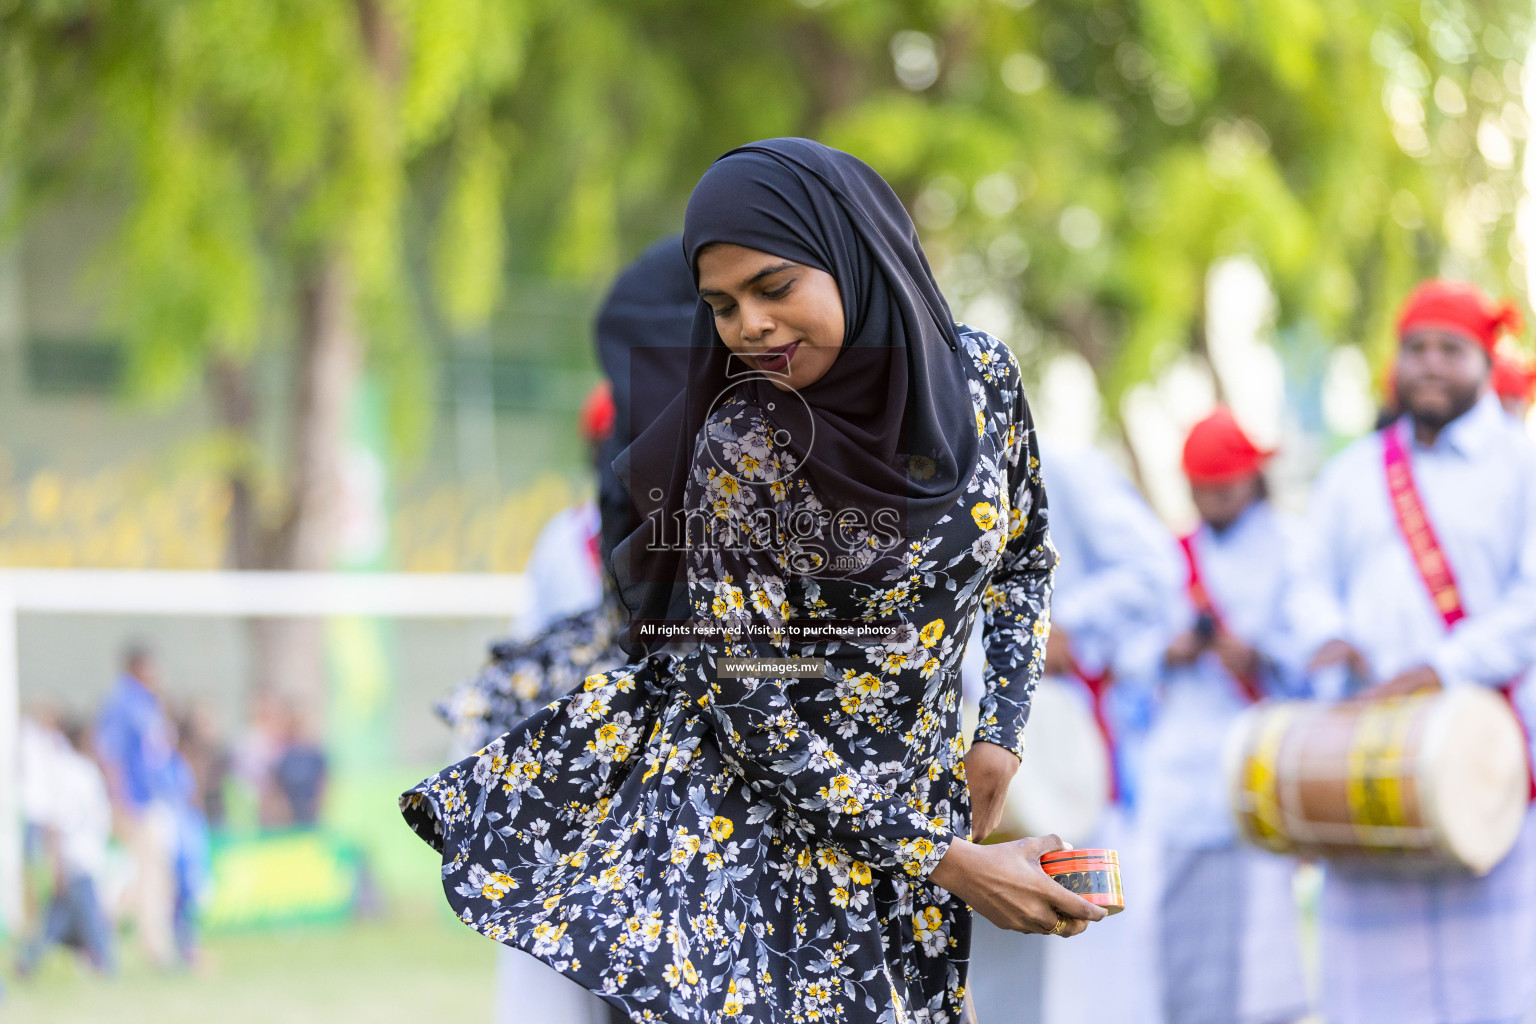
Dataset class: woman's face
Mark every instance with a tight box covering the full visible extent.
[696,243,845,392]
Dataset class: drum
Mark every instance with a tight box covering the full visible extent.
[1224,687,1530,875]
[968,675,1110,846]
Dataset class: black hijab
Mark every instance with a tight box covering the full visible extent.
[612,138,979,639]
[591,235,697,575]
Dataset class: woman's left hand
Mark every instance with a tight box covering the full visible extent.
[965,740,1020,842]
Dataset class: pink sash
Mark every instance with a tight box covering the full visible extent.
[1381,424,1534,799]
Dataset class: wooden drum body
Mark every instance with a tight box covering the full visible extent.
[1224,687,1530,875]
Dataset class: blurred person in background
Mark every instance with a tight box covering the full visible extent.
[434,382,629,766]
[1291,280,1536,1024]
[435,237,694,1024]
[965,441,1182,1024]
[271,703,328,828]
[1143,410,1308,1024]
[14,717,117,979]
[175,703,231,829]
[232,688,288,829]
[511,382,614,641]
[1491,343,1536,423]
[18,703,67,927]
[165,742,210,968]
[94,643,180,968]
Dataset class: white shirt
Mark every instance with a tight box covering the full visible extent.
[19,717,68,827]
[516,501,604,638]
[1290,393,1536,691]
[1144,500,1301,846]
[51,748,113,883]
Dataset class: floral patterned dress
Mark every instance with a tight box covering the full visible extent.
[401,326,1055,1024]
[436,596,628,756]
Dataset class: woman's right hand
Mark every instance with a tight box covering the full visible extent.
[927,834,1107,937]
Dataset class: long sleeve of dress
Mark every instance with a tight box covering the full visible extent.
[680,413,952,879]
[973,379,1056,758]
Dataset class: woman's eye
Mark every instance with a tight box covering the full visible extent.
[709,305,735,319]
[764,281,794,300]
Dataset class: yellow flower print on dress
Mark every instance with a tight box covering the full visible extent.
[480,871,517,901]
[711,580,746,618]
[970,502,998,531]
[919,619,945,648]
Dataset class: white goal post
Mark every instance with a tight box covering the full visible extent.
[0,568,531,934]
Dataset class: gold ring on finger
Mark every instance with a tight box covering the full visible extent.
[1050,917,1067,936]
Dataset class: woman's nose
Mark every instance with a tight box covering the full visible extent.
[741,305,775,342]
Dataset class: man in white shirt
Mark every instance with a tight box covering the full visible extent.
[1144,409,1308,1024]
[1291,280,1536,1024]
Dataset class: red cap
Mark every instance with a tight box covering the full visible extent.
[578,380,616,444]
[1396,280,1522,354]
[1492,345,1536,404]
[1181,407,1273,485]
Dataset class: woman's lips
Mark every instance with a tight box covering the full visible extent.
[752,340,801,374]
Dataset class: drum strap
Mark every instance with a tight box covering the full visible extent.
[1381,424,1536,800]
[1177,532,1264,704]
[1069,656,1120,803]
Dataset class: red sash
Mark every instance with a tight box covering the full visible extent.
[1177,532,1265,705]
[1381,424,1535,799]
[1069,656,1119,803]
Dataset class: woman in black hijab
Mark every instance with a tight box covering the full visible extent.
[403,139,1101,1024]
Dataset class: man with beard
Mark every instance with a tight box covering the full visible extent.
[1291,280,1536,1024]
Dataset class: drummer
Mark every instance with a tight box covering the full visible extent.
[965,441,1181,1024]
[1290,280,1536,1024]
[1143,410,1308,1024]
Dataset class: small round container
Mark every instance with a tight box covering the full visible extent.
[1040,848,1124,915]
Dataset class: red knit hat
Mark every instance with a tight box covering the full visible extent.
[1396,280,1522,354]
[1492,345,1536,404]
[1181,408,1274,485]
[578,380,616,444]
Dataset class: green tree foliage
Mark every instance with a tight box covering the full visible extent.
[820,0,1533,410]
[3,0,1531,453]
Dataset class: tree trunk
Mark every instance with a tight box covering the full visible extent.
[1187,281,1229,407]
[209,356,260,572]
[208,253,360,727]
[278,253,359,574]
[1051,300,1155,496]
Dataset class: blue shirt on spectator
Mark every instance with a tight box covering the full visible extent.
[95,673,177,811]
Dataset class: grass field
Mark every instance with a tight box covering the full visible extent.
[0,903,497,1024]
